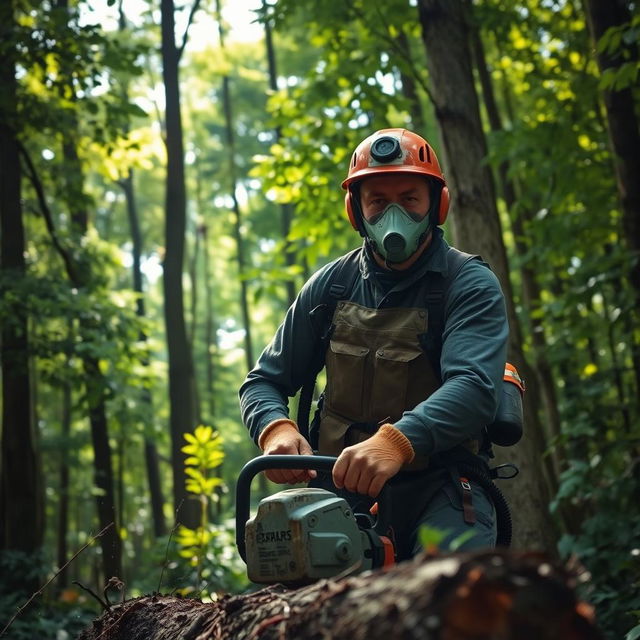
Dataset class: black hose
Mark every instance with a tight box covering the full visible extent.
[455,462,513,548]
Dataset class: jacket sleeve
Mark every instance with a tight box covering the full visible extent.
[395,259,509,456]
[238,263,335,445]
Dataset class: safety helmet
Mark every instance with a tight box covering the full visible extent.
[342,128,450,231]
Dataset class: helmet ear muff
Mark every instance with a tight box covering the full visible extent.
[438,185,450,225]
[345,188,365,236]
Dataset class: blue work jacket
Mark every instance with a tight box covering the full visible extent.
[239,228,509,458]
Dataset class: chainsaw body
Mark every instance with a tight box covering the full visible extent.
[236,455,395,585]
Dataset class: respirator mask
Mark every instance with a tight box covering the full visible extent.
[362,203,431,264]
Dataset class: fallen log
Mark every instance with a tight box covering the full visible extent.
[77,549,602,640]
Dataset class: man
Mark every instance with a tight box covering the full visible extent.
[239,128,509,559]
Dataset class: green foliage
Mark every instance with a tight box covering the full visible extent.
[418,526,476,553]
[596,14,640,91]
[182,425,225,495]
[551,444,640,637]
[173,425,249,597]
[251,0,426,268]
[2,0,639,636]
[626,624,640,640]
[0,551,95,640]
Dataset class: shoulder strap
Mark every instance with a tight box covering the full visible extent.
[325,247,362,304]
[423,247,480,380]
[297,248,362,439]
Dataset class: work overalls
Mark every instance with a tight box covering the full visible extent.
[309,300,497,560]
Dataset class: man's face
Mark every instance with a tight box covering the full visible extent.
[360,173,431,222]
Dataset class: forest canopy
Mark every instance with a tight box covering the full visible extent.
[0,0,638,639]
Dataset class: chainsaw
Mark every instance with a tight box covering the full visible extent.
[235,455,395,585]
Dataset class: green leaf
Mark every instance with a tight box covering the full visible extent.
[418,525,449,551]
[626,625,640,640]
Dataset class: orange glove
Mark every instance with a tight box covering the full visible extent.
[258,418,317,484]
[332,424,414,498]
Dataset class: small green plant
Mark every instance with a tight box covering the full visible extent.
[175,425,224,585]
[173,425,249,597]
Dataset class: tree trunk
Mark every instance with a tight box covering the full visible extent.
[161,0,199,529]
[56,376,72,590]
[416,0,556,552]
[84,361,122,580]
[38,0,124,582]
[263,0,297,308]
[120,170,167,538]
[467,4,563,487]
[583,0,640,405]
[116,4,168,537]
[200,222,218,422]
[76,550,602,640]
[217,0,255,374]
[397,30,427,133]
[0,0,44,560]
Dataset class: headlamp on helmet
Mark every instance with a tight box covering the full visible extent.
[369,136,402,163]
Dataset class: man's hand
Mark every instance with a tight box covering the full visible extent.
[258,419,317,484]
[332,424,415,497]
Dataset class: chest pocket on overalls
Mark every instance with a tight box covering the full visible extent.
[325,341,369,417]
[370,346,425,421]
[323,301,439,426]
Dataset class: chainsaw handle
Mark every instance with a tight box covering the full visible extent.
[235,455,392,563]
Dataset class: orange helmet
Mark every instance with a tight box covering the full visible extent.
[342,128,450,230]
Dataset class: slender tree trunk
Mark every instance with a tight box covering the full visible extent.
[467,4,563,484]
[200,222,217,421]
[263,0,296,307]
[161,0,199,528]
[56,377,72,590]
[0,0,44,562]
[120,171,168,537]
[191,160,211,421]
[188,212,200,351]
[38,0,124,582]
[189,220,204,425]
[583,0,640,405]
[116,5,168,538]
[416,0,556,552]
[396,30,427,133]
[83,359,122,579]
[62,142,122,579]
[216,1,254,374]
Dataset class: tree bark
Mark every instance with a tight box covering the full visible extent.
[119,170,168,538]
[161,0,199,528]
[34,0,124,582]
[217,0,255,374]
[77,550,602,640]
[263,0,297,308]
[467,3,563,487]
[416,0,557,551]
[56,374,72,590]
[0,0,44,560]
[583,0,640,406]
[200,222,218,423]
[397,30,427,133]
